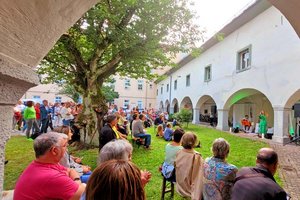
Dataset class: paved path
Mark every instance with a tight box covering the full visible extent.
[235,132,300,199]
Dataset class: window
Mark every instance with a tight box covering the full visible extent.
[137,100,143,110]
[33,95,41,100]
[204,65,211,82]
[237,45,251,72]
[124,79,131,89]
[174,80,177,90]
[161,87,163,94]
[137,80,143,90]
[166,84,169,92]
[55,96,62,103]
[124,100,130,108]
[149,83,153,89]
[186,74,190,87]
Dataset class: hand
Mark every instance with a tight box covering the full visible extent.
[68,168,80,180]
[74,157,82,164]
[82,165,91,173]
[141,170,151,187]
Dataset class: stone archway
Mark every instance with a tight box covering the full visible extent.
[159,101,164,112]
[284,89,300,138]
[220,88,274,133]
[195,95,217,126]
[171,98,179,114]
[180,96,193,120]
[0,0,100,194]
[165,100,170,113]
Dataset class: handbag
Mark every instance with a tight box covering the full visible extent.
[161,162,175,179]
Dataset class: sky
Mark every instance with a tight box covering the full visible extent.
[192,0,255,39]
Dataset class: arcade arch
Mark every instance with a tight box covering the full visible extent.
[165,100,170,113]
[284,89,300,137]
[224,88,274,133]
[159,101,164,112]
[195,95,217,125]
[171,98,179,114]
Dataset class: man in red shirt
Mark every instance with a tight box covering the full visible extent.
[14,132,85,200]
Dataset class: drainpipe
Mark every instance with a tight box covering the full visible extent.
[169,75,172,113]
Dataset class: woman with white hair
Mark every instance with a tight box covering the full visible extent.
[99,139,151,187]
[203,138,237,200]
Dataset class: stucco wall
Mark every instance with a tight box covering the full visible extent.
[157,6,300,111]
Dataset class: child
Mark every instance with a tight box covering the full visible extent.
[156,124,164,137]
[164,123,173,141]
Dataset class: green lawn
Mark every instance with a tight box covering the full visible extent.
[4,124,280,199]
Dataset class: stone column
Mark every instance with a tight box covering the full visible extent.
[0,55,39,195]
[216,109,229,131]
[192,108,200,124]
[273,106,291,143]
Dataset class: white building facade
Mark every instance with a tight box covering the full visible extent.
[112,75,157,110]
[156,0,300,143]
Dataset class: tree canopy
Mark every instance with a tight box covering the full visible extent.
[38,0,202,91]
[37,0,203,145]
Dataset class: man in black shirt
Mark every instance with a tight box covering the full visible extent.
[99,114,118,149]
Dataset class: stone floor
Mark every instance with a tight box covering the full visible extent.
[235,132,300,200]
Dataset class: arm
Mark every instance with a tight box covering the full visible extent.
[69,184,86,200]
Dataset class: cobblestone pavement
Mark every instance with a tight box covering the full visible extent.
[236,132,300,200]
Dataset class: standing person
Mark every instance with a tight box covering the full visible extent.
[99,114,119,149]
[132,114,152,149]
[175,132,203,200]
[33,102,41,133]
[23,101,40,139]
[232,148,287,200]
[40,100,50,133]
[16,100,26,130]
[259,110,267,138]
[203,138,237,200]
[60,102,74,126]
[14,133,86,200]
[53,102,62,127]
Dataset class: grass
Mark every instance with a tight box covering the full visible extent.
[4,124,281,199]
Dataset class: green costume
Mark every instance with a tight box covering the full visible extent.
[259,114,267,134]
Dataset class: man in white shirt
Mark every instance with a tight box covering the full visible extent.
[60,102,74,126]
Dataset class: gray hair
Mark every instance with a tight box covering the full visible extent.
[212,138,230,159]
[34,132,68,158]
[98,139,133,165]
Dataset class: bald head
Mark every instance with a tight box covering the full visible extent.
[256,148,278,166]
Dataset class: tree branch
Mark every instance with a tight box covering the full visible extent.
[60,34,88,72]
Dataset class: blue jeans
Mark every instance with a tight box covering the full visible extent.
[63,119,71,126]
[134,133,151,147]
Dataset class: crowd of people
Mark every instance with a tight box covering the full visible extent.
[12,100,288,200]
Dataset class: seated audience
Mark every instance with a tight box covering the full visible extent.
[156,124,164,137]
[164,123,174,141]
[161,128,185,181]
[14,132,85,200]
[241,115,251,133]
[175,132,203,200]
[85,160,145,200]
[99,114,120,149]
[232,148,287,200]
[203,138,237,200]
[54,126,91,183]
[132,114,152,149]
[98,139,151,187]
[154,113,165,127]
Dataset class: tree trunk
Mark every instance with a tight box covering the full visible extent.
[78,77,108,147]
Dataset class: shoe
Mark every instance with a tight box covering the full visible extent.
[27,138,34,141]
[144,146,152,150]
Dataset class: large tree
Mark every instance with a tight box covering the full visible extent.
[38,0,202,145]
